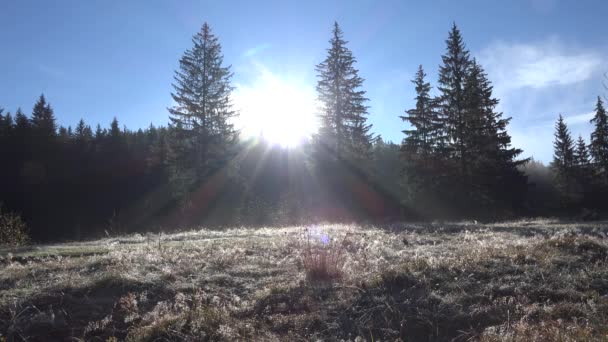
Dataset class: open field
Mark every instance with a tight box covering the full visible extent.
[1,219,608,341]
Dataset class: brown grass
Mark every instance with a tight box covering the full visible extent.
[0,219,607,341]
[299,227,351,281]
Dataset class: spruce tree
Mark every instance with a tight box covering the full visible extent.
[30,94,56,138]
[109,117,121,140]
[315,22,372,165]
[401,65,440,158]
[58,126,70,141]
[590,96,608,175]
[552,115,575,201]
[168,22,237,196]
[0,109,13,138]
[552,115,574,172]
[95,124,105,139]
[464,60,528,210]
[400,65,445,204]
[14,108,30,137]
[437,23,472,175]
[574,135,591,167]
[75,119,93,143]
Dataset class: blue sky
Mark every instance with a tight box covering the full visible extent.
[1,0,606,162]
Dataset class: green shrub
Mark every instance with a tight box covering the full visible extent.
[0,205,30,246]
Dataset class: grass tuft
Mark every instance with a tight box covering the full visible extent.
[299,227,351,282]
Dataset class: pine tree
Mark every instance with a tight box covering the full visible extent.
[315,22,372,165]
[590,96,608,175]
[30,94,56,138]
[168,22,238,196]
[437,23,472,175]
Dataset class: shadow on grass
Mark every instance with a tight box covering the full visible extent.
[250,235,608,341]
[0,274,175,341]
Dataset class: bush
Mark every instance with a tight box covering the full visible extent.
[0,205,30,246]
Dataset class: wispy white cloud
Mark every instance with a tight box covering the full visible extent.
[565,111,594,125]
[243,43,271,58]
[475,38,605,162]
[479,38,601,90]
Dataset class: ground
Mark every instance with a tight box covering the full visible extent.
[1,219,608,341]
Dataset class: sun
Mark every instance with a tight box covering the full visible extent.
[234,69,318,147]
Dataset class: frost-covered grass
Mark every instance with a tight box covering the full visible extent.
[1,219,607,341]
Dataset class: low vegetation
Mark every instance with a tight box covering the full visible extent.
[0,206,29,247]
[1,219,607,341]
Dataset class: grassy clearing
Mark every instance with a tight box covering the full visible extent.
[1,219,607,341]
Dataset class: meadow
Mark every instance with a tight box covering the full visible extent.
[1,219,608,341]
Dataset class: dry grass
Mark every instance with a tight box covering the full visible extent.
[0,219,607,341]
[299,226,351,281]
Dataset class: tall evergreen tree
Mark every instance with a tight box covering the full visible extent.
[401,65,440,158]
[552,115,574,172]
[552,115,576,202]
[168,22,238,197]
[437,23,472,175]
[464,60,528,209]
[574,135,591,168]
[590,96,608,175]
[315,22,372,165]
[400,65,445,205]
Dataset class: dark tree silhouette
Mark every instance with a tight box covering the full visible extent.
[315,22,373,167]
[437,23,471,176]
[168,22,238,198]
[590,96,608,177]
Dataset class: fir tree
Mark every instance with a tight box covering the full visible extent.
[315,22,372,165]
[168,22,238,196]
[590,96,608,175]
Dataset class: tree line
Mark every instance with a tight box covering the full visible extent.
[1,22,607,242]
[550,97,608,214]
